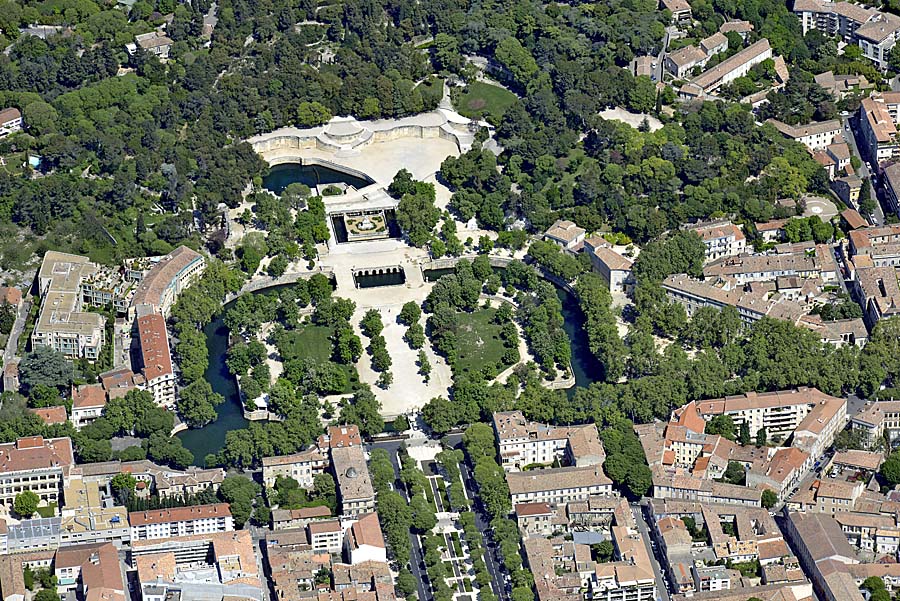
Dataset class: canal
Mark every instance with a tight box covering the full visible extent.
[178,272,603,463]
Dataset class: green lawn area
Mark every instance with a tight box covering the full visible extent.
[276,325,334,363]
[37,503,57,518]
[416,76,444,108]
[274,324,357,392]
[453,82,518,123]
[454,308,513,378]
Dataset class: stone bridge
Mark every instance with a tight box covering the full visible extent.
[224,267,335,303]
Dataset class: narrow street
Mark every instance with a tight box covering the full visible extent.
[631,503,671,601]
[842,114,886,226]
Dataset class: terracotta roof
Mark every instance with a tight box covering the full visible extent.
[0,436,74,474]
[325,424,362,448]
[544,219,586,244]
[308,519,343,534]
[515,502,553,517]
[347,513,385,549]
[128,502,231,526]
[29,405,68,425]
[73,383,107,409]
[842,209,868,230]
[136,313,173,381]
[0,286,21,305]
[131,246,203,309]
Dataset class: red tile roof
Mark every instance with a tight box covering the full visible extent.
[29,406,68,425]
[0,436,74,474]
[0,286,22,305]
[128,503,231,526]
[73,384,107,409]
[136,313,173,380]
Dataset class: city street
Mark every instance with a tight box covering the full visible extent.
[842,114,886,226]
[631,503,671,601]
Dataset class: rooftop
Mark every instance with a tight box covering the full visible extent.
[128,503,231,526]
[331,445,375,502]
[0,436,74,475]
[136,313,173,381]
[507,464,612,495]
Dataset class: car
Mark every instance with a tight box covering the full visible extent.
[841,111,849,116]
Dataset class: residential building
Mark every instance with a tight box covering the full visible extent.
[135,313,175,408]
[755,218,789,243]
[767,119,843,151]
[675,387,846,456]
[848,259,900,327]
[99,367,141,400]
[524,501,657,601]
[684,220,746,262]
[815,70,872,99]
[506,465,614,505]
[272,505,332,531]
[133,530,264,601]
[515,502,557,537]
[851,399,900,447]
[583,237,634,294]
[783,511,864,601]
[262,447,329,489]
[720,19,754,39]
[32,251,106,360]
[832,174,863,209]
[793,0,900,71]
[665,45,708,78]
[0,108,22,137]
[680,39,773,98]
[70,384,106,430]
[884,161,900,215]
[0,286,22,308]
[787,479,865,514]
[0,436,74,511]
[129,245,206,319]
[345,512,387,565]
[131,31,174,59]
[859,96,900,162]
[543,219,586,252]
[493,411,606,472]
[28,406,67,427]
[76,459,225,499]
[661,0,692,22]
[54,542,125,599]
[702,246,838,284]
[842,208,869,231]
[309,519,344,554]
[128,503,234,541]
[331,445,375,517]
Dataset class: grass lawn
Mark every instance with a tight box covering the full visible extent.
[276,325,334,363]
[416,76,444,108]
[453,81,517,123]
[454,308,513,378]
[274,325,357,392]
[37,503,57,518]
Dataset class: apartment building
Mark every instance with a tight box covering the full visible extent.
[0,436,74,511]
[783,511,865,601]
[793,0,900,70]
[660,0,691,22]
[272,505,332,531]
[835,512,900,554]
[683,220,747,262]
[851,400,900,447]
[884,161,900,215]
[135,313,175,408]
[493,411,605,472]
[262,447,328,489]
[524,503,657,601]
[32,251,106,360]
[54,542,125,598]
[133,530,264,601]
[130,245,206,319]
[788,479,865,515]
[680,39,773,98]
[849,224,900,266]
[767,119,843,151]
[331,445,375,517]
[70,384,106,430]
[682,387,847,454]
[506,465,614,505]
[309,519,344,554]
[128,503,234,541]
[860,96,900,162]
[702,246,838,284]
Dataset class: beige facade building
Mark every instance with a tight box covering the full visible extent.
[0,436,74,511]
